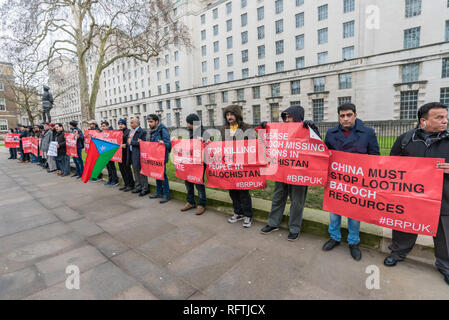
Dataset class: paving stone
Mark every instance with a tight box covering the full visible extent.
[67,218,104,238]
[87,233,129,258]
[74,197,134,222]
[111,285,159,300]
[114,220,178,249]
[51,206,83,222]
[0,266,46,300]
[0,212,59,238]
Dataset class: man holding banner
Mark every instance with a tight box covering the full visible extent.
[323,103,380,261]
[54,123,70,176]
[128,118,148,197]
[69,120,84,179]
[100,121,119,187]
[6,128,19,159]
[384,102,449,286]
[147,114,172,204]
[117,118,135,192]
[260,105,321,241]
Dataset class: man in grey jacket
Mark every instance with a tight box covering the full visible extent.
[42,123,57,172]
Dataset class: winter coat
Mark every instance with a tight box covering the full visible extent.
[41,129,53,153]
[220,105,252,141]
[71,127,84,152]
[148,123,171,164]
[325,118,380,155]
[128,127,147,169]
[54,130,66,157]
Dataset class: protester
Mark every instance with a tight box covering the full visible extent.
[46,123,58,173]
[69,120,84,179]
[384,102,449,285]
[7,128,18,160]
[19,125,31,163]
[180,113,206,215]
[260,105,320,241]
[322,103,380,261]
[54,123,70,176]
[147,114,172,204]
[117,118,135,192]
[30,125,42,164]
[128,118,148,196]
[100,121,119,186]
[220,105,253,228]
[88,120,103,182]
[40,123,52,169]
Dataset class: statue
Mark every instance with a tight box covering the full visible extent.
[42,85,54,123]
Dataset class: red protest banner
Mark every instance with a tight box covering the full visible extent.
[22,137,32,153]
[84,130,97,152]
[140,141,166,180]
[258,122,330,187]
[205,139,266,190]
[30,137,39,156]
[172,138,205,184]
[92,131,123,163]
[322,150,444,236]
[39,138,42,157]
[4,133,20,148]
[65,133,78,158]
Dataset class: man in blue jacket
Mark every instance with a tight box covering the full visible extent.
[323,103,380,260]
[147,114,172,204]
[69,120,84,179]
[128,118,149,197]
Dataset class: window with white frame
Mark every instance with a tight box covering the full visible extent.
[405,0,421,17]
[0,98,5,111]
[402,63,419,83]
[0,119,7,131]
[400,91,419,120]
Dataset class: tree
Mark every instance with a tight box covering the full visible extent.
[1,0,191,126]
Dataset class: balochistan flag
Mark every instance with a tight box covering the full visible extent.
[81,137,120,183]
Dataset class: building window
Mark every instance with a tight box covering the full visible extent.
[213,25,219,36]
[314,77,325,92]
[0,119,7,131]
[253,105,261,125]
[291,80,301,94]
[275,19,283,34]
[402,63,420,82]
[296,34,304,50]
[214,74,220,84]
[276,40,284,54]
[241,31,248,44]
[296,57,305,69]
[228,72,234,81]
[296,12,304,28]
[404,27,421,49]
[213,8,218,19]
[338,96,352,106]
[0,82,3,91]
[271,83,281,97]
[275,0,283,14]
[201,45,206,57]
[242,68,249,78]
[237,89,245,101]
[197,95,202,105]
[296,0,304,6]
[166,113,172,127]
[258,65,266,76]
[0,98,5,111]
[257,7,264,20]
[405,0,421,17]
[318,28,328,44]
[241,13,248,27]
[313,99,324,122]
[202,77,207,86]
[214,58,220,70]
[209,93,216,105]
[201,30,206,40]
[343,46,355,60]
[208,109,215,127]
[442,58,449,78]
[343,21,355,38]
[400,91,419,120]
[318,52,328,65]
[318,4,328,21]
[227,54,234,67]
[258,26,265,40]
[242,50,249,63]
[440,88,449,105]
[227,36,233,49]
[276,61,284,72]
[201,14,205,24]
[226,1,232,14]
[253,86,261,99]
[222,91,228,103]
[258,45,265,59]
[270,103,280,122]
[446,20,449,42]
[241,0,247,8]
[202,61,207,73]
[339,73,352,89]
[344,0,355,13]
[227,19,232,32]
[214,41,219,52]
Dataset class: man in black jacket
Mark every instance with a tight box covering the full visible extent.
[117,118,135,192]
[19,125,31,163]
[54,123,70,176]
[260,105,320,241]
[128,118,148,196]
[101,121,119,186]
[69,120,84,179]
[384,102,449,286]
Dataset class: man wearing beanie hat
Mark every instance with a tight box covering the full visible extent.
[69,120,84,179]
[117,118,135,192]
[180,114,207,215]
[261,104,321,241]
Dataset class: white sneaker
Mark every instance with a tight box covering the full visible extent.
[228,214,244,223]
[243,217,252,228]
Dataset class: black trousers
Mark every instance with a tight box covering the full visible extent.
[389,216,449,275]
[119,161,135,188]
[106,161,118,183]
[229,189,252,218]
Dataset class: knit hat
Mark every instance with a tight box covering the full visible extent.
[69,120,78,127]
[118,118,127,126]
[88,120,98,125]
[186,113,200,125]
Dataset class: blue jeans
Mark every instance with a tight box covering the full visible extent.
[9,148,17,159]
[328,213,361,245]
[73,149,84,176]
[185,181,206,207]
[156,166,170,197]
[56,154,70,175]
[31,153,39,163]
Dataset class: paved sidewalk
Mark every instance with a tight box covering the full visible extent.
[0,149,448,299]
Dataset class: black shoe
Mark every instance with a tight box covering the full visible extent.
[71,173,78,177]
[8,157,12,159]
[149,193,163,199]
[444,274,449,286]
[322,239,340,251]
[119,186,128,191]
[349,244,362,261]
[260,225,279,234]
[384,255,402,267]
[139,191,149,197]
[159,196,170,204]
[132,189,142,194]
[124,186,134,192]
[288,232,299,242]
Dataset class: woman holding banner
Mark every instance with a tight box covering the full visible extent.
[7,128,18,160]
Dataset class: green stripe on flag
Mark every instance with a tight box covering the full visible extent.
[90,148,118,180]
